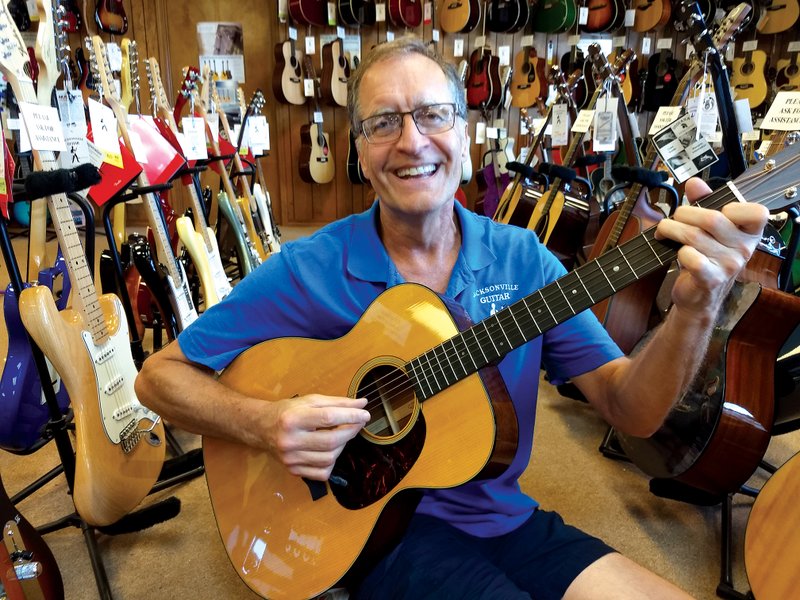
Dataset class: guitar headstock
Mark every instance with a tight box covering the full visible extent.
[128,40,141,111]
[712,3,751,52]
[146,57,173,121]
[120,38,133,111]
[55,1,73,87]
[0,1,37,99]
[34,0,60,103]
[87,36,120,111]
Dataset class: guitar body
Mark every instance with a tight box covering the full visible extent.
[1,474,64,599]
[582,0,615,32]
[299,123,335,184]
[531,0,577,32]
[633,0,671,31]
[757,0,799,33]
[608,48,637,105]
[205,283,515,599]
[744,451,800,600]
[466,48,500,110]
[511,47,546,108]
[388,0,424,26]
[439,0,482,32]
[486,0,527,32]
[561,50,589,109]
[617,282,800,495]
[272,41,306,106]
[587,193,667,353]
[289,0,330,26]
[338,0,377,25]
[347,128,368,184]
[61,0,83,32]
[642,50,679,112]
[18,287,165,526]
[732,50,768,109]
[775,52,800,91]
[217,192,258,278]
[321,39,350,108]
[95,0,128,34]
[175,217,232,308]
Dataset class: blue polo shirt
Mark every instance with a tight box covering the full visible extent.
[178,201,622,537]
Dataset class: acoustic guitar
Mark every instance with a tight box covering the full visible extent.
[731,47,768,110]
[438,0,482,32]
[1,473,64,599]
[338,0,377,25]
[273,38,306,106]
[321,38,350,108]
[289,0,329,26]
[642,49,679,112]
[94,0,128,34]
[388,0,424,27]
[531,0,578,32]
[486,0,531,32]
[581,0,625,32]
[204,143,800,600]
[775,50,800,92]
[632,0,671,31]
[300,56,335,184]
[744,451,800,600]
[466,46,502,110]
[757,0,799,33]
[510,45,547,108]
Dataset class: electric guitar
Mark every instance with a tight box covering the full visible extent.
[90,36,199,336]
[204,142,800,600]
[1,473,64,599]
[147,58,233,308]
[272,38,306,106]
[0,10,166,527]
[300,56,335,185]
[94,0,127,34]
[60,0,83,32]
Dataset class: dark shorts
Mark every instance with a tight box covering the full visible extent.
[354,509,615,600]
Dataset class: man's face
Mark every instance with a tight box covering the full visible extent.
[355,53,468,216]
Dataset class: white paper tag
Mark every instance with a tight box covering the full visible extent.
[305,36,316,55]
[642,37,651,56]
[742,40,758,52]
[386,31,395,42]
[304,78,315,97]
[625,9,636,27]
[87,98,122,166]
[551,103,569,146]
[579,6,589,24]
[106,42,123,72]
[651,113,718,183]
[593,97,618,151]
[789,41,800,53]
[649,106,683,135]
[454,38,464,58]
[376,3,386,22]
[181,117,209,160]
[475,121,487,144]
[761,91,800,131]
[314,111,324,124]
[19,103,67,152]
[572,109,595,134]
[656,38,672,50]
[498,45,510,66]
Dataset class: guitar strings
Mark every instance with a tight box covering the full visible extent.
[356,182,745,417]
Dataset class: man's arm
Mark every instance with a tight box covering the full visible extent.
[572,179,770,437]
[134,341,371,480]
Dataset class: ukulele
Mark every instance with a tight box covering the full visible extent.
[321,38,350,108]
[95,0,128,34]
[273,37,306,106]
[438,0,482,32]
[300,56,335,185]
[1,473,64,600]
[203,141,800,600]
[510,45,547,108]
[632,0,671,31]
[731,45,769,109]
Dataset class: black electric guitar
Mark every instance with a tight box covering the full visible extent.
[204,142,800,600]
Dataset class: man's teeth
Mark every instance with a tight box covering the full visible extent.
[396,164,437,177]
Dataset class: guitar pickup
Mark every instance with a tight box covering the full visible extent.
[104,375,125,396]
[94,345,115,365]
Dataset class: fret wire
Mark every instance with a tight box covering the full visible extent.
[468,326,490,365]
[422,351,441,393]
[554,279,576,315]
[507,306,528,344]
[447,338,467,378]
[521,297,542,334]
[537,289,557,326]
[481,320,501,360]
[491,313,513,350]
[572,269,596,304]
[434,344,455,388]
[429,346,446,391]
[455,334,479,371]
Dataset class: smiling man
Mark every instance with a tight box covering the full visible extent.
[135,37,768,599]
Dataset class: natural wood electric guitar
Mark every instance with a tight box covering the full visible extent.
[0,9,166,527]
[204,143,800,599]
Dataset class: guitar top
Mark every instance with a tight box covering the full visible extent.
[486,0,531,33]
[95,0,128,35]
[757,0,800,33]
[632,0,671,31]
[731,48,768,110]
[439,0,482,32]
[642,50,679,112]
[272,39,306,106]
[289,0,330,26]
[531,0,578,32]
[389,0,424,27]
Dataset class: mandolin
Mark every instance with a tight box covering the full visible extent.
[731,46,768,110]
[300,56,335,185]
[438,0,482,32]
[95,0,128,34]
[1,473,64,599]
[204,141,800,600]
[273,38,306,106]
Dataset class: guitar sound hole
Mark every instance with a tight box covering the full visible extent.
[788,65,799,77]
[742,62,755,76]
[359,364,418,439]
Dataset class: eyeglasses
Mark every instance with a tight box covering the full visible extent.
[360,103,458,144]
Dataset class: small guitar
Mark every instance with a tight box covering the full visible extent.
[300,56,335,185]
[1,473,64,599]
[205,143,800,600]
[95,0,128,34]
[775,51,800,92]
[731,47,768,109]
[438,0,482,32]
[388,0,424,27]
[273,38,306,106]
[321,38,350,108]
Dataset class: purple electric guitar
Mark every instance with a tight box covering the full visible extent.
[0,252,72,452]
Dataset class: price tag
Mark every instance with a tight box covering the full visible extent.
[642,37,651,55]
[88,98,122,167]
[551,103,569,146]
[726,43,735,63]
[181,117,209,160]
[592,96,618,151]
[424,1,432,23]
[304,78,315,97]
[789,41,800,52]
[741,129,760,142]
[475,36,486,48]
[734,98,753,133]
[328,2,337,25]
[649,106,683,134]
[432,29,440,42]
[289,26,298,41]
[521,35,534,47]
[656,38,672,50]
[498,45,510,66]
[454,38,464,57]
[475,121,487,144]
[568,34,580,46]
[486,126,499,139]
[337,26,345,39]
[19,103,67,152]
[106,42,123,72]
[571,109,595,133]
[579,6,589,25]
[376,3,386,21]
[305,36,316,55]
[314,111,324,124]
[625,9,636,27]
[742,40,758,52]
[612,36,625,47]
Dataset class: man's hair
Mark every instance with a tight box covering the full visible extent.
[347,36,468,135]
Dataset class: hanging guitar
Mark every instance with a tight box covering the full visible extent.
[1,473,64,599]
[388,0,424,27]
[486,0,531,33]
[731,44,768,110]
[94,0,128,34]
[438,0,482,32]
[338,0,378,25]
[7,0,30,31]
[299,56,335,185]
[59,0,83,32]
[510,45,547,108]
[756,0,799,33]
[642,49,679,112]
[204,141,800,600]
[632,0,671,30]
[321,38,350,108]
[775,50,800,92]
[273,36,306,106]
[289,0,329,26]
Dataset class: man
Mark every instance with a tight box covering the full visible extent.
[135,37,768,598]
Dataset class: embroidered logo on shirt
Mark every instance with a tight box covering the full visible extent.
[473,283,519,314]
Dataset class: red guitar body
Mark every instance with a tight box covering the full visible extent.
[467,48,502,110]
[289,0,329,26]
[388,0,423,27]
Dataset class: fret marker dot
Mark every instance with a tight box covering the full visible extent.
[571,289,577,295]
[613,266,620,272]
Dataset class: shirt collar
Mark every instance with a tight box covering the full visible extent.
[346,200,496,285]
